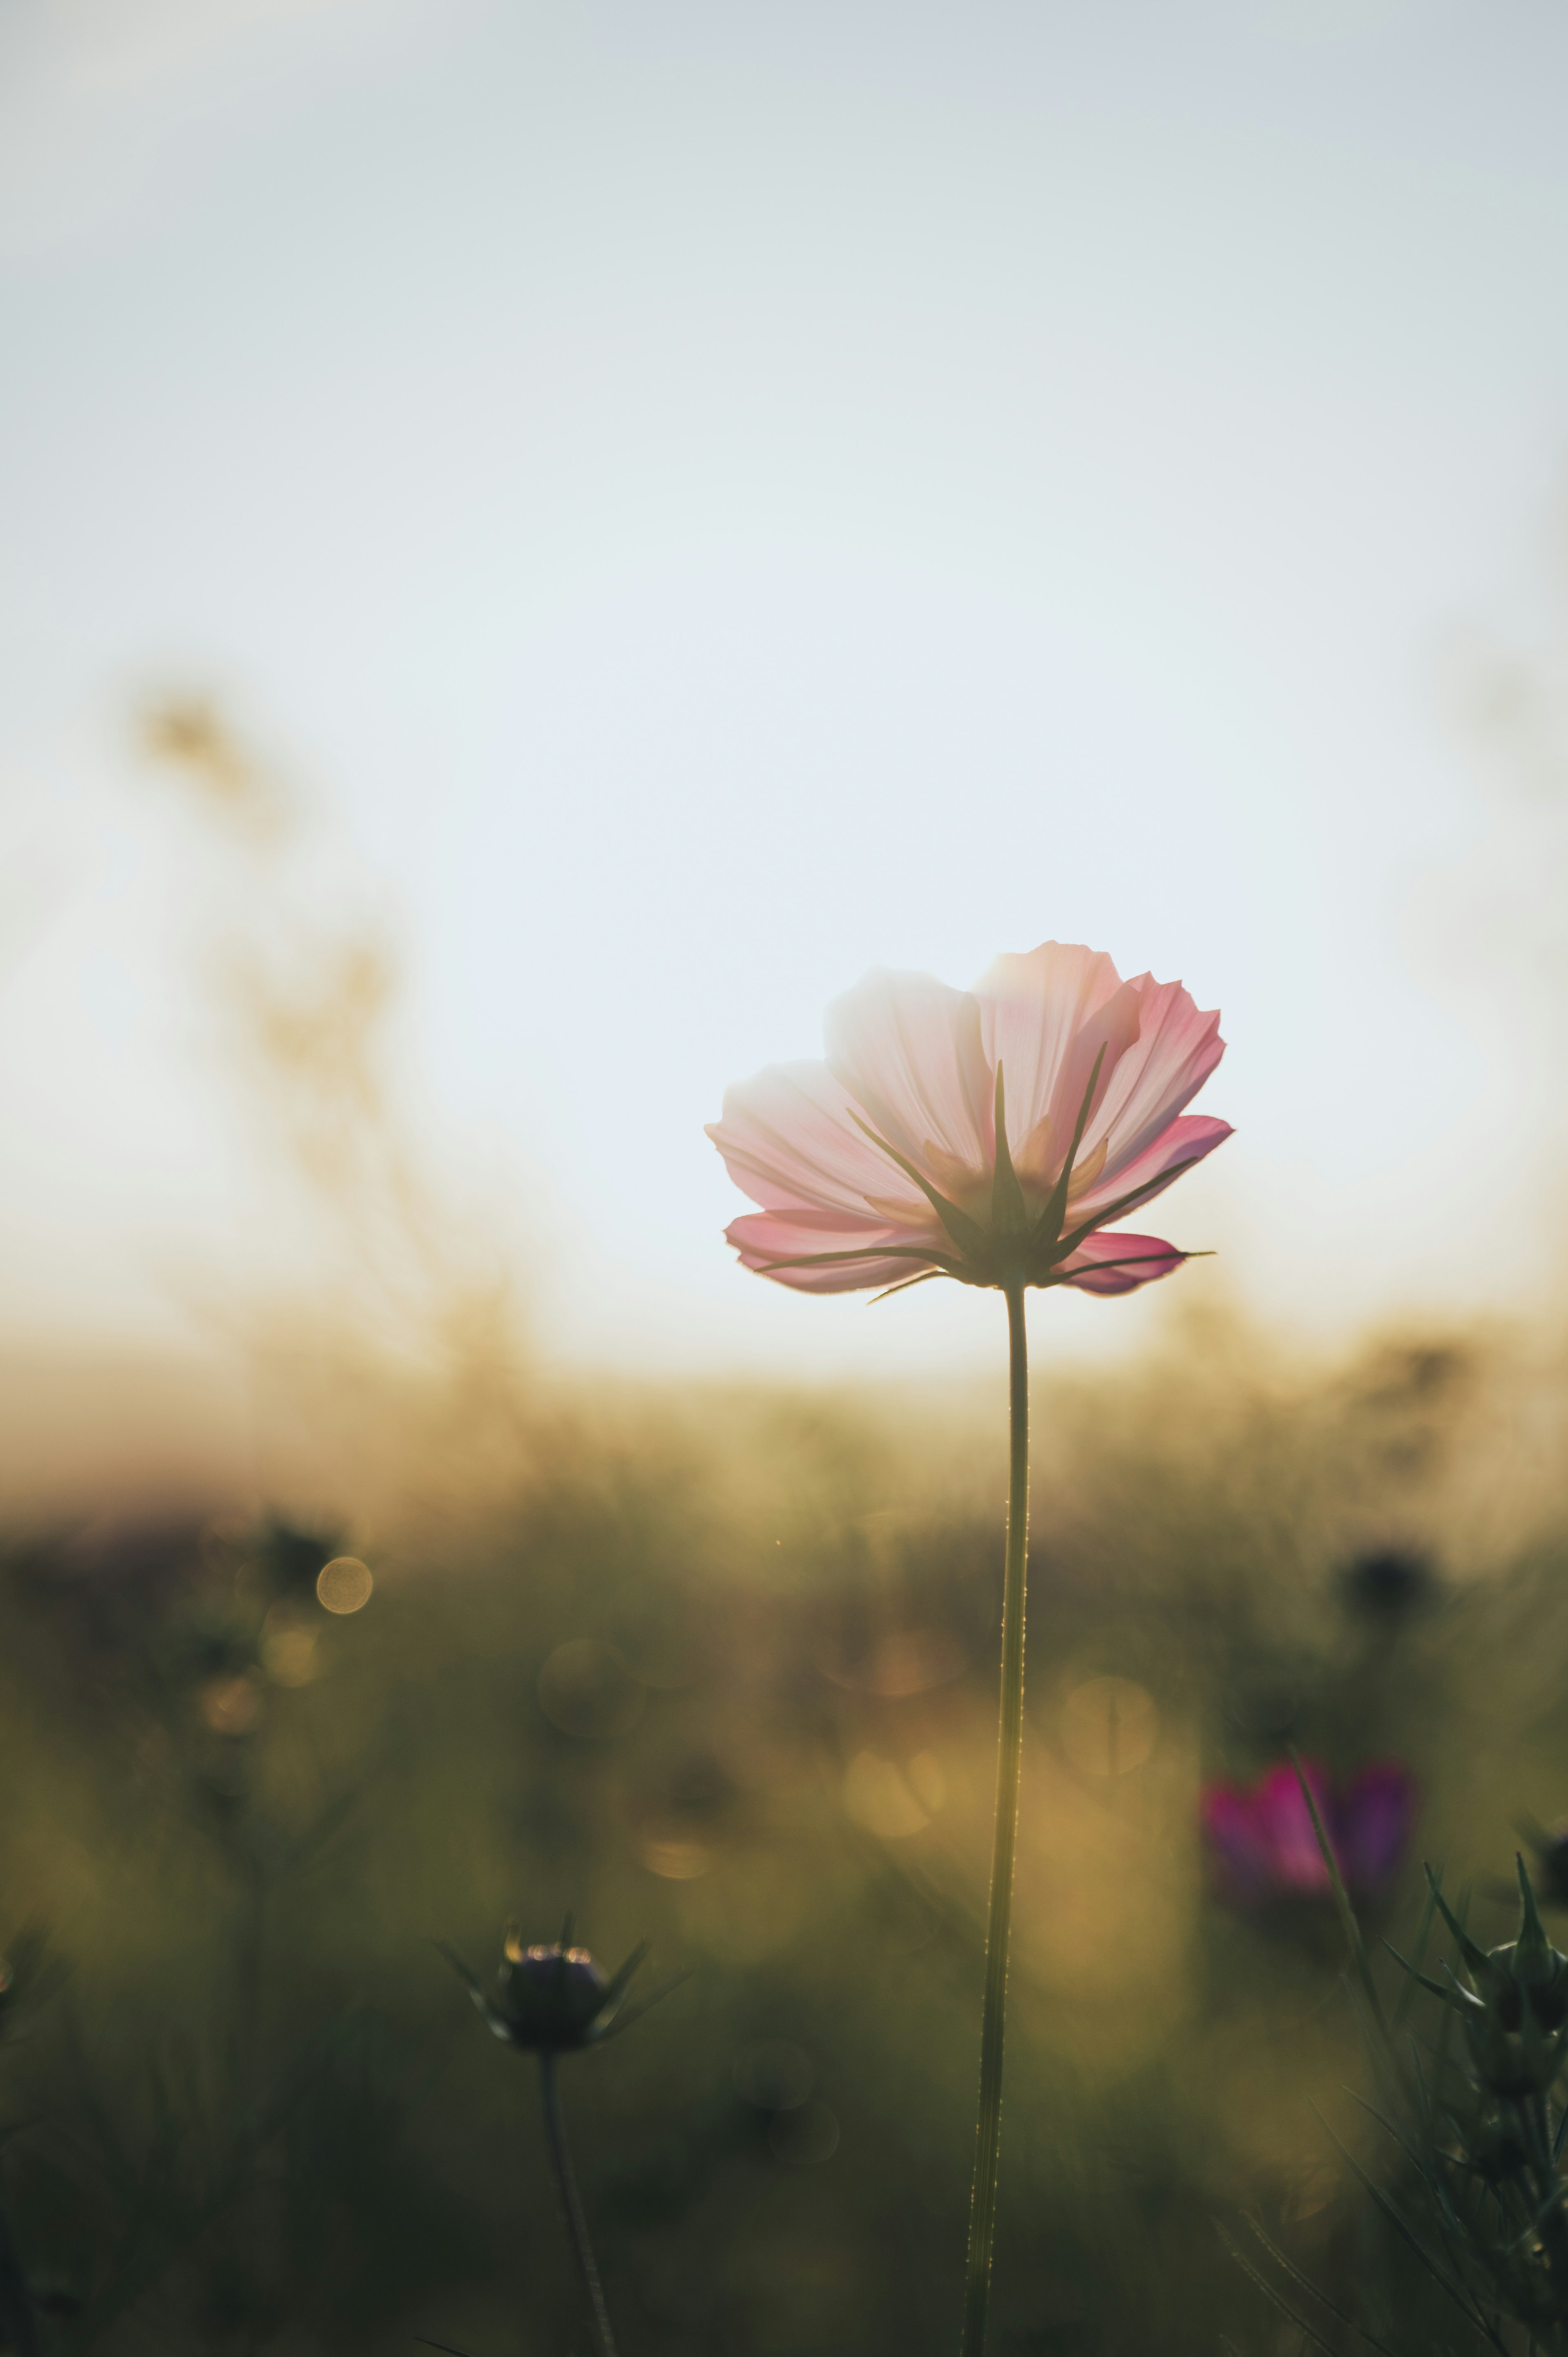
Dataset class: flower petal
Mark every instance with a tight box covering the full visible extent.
[1067,1115,1233,1228]
[974,943,1129,1139]
[1202,1788,1276,1899]
[1204,1764,1336,1900]
[1091,976,1226,1187]
[1254,1760,1333,1893]
[707,1061,927,1221]
[724,1210,944,1294]
[1056,1230,1187,1296]
[1332,1763,1415,1894]
[1040,978,1146,1170]
[824,969,993,1185]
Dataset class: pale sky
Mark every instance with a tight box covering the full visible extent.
[3,0,1568,1379]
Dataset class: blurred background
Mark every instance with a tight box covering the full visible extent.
[6,2,1568,2351]
[5,0,1568,1386]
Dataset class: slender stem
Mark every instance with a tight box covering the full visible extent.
[960,1279,1031,2357]
[537,2051,618,2357]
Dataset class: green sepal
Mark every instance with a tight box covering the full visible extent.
[868,1270,951,1305]
[1382,1939,1483,2016]
[1027,1043,1106,1254]
[591,1939,650,2034]
[1513,1853,1555,1987]
[599,1938,650,2010]
[1036,1243,1192,1289]
[436,1940,488,2005]
[848,1113,991,1260]
[435,1942,512,2043]
[1425,1865,1494,1984]
[595,1964,695,2044]
[754,1244,960,1276]
[1441,1959,1490,2017]
[1519,1981,1550,2084]
[1047,1153,1207,1269]
[989,1064,1029,1237]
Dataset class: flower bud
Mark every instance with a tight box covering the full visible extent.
[1410,1860,1568,2098]
[442,1917,651,2053]
[497,1930,611,2048]
[1508,1854,1567,2011]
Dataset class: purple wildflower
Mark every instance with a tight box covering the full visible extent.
[1203,1758,1414,1909]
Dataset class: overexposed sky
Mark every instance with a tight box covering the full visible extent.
[3,0,1568,1377]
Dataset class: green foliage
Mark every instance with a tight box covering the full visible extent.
[0,1315,1564,2350]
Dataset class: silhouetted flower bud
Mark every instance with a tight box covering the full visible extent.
[442,1917,650,2052]
[1399,1858,1568,2098]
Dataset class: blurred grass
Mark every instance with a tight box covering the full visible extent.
[0,1301,1566,2353]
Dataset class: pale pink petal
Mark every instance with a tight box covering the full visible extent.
[724,1211,943,1294]
[1040,977,1146,1161]
[1068,1115,1233,1227]
[974,943,1128,1137]
[824,969,993,1180]
[1091,977,1225,1186]
[1056,1230,1187,1296]
[706,1061,927,1221]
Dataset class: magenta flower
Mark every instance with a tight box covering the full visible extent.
[706,941,1229,1299]
[1203,1759,1415,1909]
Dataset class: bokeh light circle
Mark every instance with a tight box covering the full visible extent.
[1060,1676,1158,1775]
[316,1556,374,1615]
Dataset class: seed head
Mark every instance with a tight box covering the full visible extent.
[441,1916,651,2053]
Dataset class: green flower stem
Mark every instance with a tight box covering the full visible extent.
[538,2051,619,2357]
[960,1277,1031,2357]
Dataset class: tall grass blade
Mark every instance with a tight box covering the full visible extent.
[1288,1749,1392,2052]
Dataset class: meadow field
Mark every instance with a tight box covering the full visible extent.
[3,1295,1566,2354]
[6,13,1568,2345]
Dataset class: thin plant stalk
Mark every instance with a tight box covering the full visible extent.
[960,1277,1031,2357]
[537,2050,618,2357]
[1286,1748,1392,2052]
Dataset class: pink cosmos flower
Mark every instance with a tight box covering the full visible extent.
[1203,1759,1415,1909]
[706,941,1230,1298]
